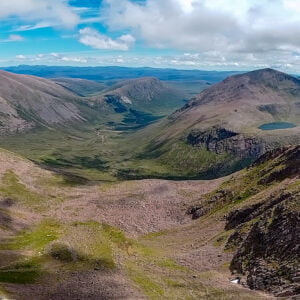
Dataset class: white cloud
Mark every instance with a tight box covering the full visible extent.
[8,34,24,41]
[0,34,25,43]
[16,54,26,59]
[99,0,300,68]
[14,53,89,64]
[47,53,88,64]
[60,56,88,63]
[79,27,135,51]
[0,0,79,29]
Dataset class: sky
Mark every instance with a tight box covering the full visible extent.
[1,0,300,71]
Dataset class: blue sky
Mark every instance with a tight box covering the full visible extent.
[1,0,300,71]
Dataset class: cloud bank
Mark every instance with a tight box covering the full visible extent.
[97,0,300,69]
[0,0,79,29]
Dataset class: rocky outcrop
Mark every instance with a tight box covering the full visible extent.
[187,127,266,158]
[227,193,300,296]
[189,145,300,296]
[223,146,300,296]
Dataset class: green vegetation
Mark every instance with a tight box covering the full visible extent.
[0,258,43,284]
[0,270,40,284]
[0,125,122,182]
[0,219,61,251]
[62,221,117,269]
[0,219,62,285]
[157,259,188,271]
[0,170,43,206]
[159,142,232,176]
[0,120,250,181]
[0,285,10,298]
[213,230,234,247]
[102,222,129,248]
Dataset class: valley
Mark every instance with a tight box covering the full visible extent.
[1,68,299,182]
[0,66,298,299]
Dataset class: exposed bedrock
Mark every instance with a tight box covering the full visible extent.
[187,127,266,158]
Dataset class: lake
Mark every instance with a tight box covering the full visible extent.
[259,122,297,131]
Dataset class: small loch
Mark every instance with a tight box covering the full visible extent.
[259,122,297,131]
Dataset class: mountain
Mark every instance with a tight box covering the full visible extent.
[91,77,188,116]
[189,145,300,297]
[130,68,300,178]
[178,67,300,130]
[1,66,246,115]
[0,67,298,299]
[0,70,91,134]
[0,71,185,137]
[52,78,107,96]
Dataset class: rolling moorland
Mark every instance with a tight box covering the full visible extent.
[0,66,298,299]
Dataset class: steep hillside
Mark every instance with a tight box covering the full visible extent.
[128,68,300,179]
[90,77,188,116]
[189,145,300,297]
[52,78,107,96]
[0,71,90,134]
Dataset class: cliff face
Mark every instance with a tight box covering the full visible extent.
[187,127,266,158]
[189,146,300,296]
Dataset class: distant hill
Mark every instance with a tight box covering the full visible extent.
[2,65,242,82]
[52,78,107,96]
[0,71,188,136]
[91,77,188,116]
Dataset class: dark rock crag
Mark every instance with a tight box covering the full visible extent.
[227,191,300,296]
[187,127,266,158]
